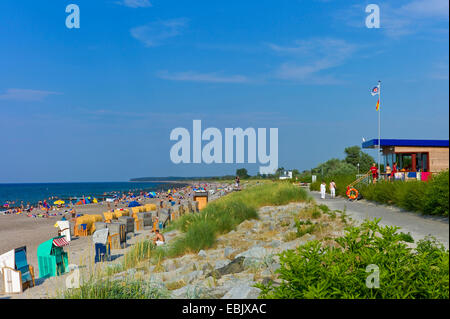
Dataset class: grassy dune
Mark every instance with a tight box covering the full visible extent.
[64,182,310,298]
[168,182,311,256]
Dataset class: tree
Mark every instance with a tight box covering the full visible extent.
[292,169,300,177]
[275,167,285,177]
[236,168,250,179]
[344,146,375,173]
[314,158,357,177]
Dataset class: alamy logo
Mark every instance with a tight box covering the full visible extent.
[65,4,80,29]
[170,120,278,174]
[365,4,380,28]
[366,264,380,288]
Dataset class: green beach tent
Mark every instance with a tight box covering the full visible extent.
[37,236,69,279]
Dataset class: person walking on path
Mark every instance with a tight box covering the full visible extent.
[320,181,327,199]
[329,180,336,198]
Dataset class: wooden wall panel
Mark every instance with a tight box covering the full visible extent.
[393,147,449,172]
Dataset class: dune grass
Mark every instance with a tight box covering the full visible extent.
[64,277,171,299]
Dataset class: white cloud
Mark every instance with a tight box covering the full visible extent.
[0,89,61,101]
[268,38,358,83]
[117,0,152,8]
[130,18,188,47]
[157,70,250,83]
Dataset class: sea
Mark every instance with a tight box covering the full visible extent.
[0,182,185,207]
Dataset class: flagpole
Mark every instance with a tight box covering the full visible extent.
[378,80,381,174]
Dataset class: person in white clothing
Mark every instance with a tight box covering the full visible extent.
[329,180,336,198]
[320,181,326,199]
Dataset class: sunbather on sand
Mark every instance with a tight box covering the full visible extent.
[153,229,165,246]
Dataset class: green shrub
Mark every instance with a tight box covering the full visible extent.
[423,170,449,216]
[257,219,449,299]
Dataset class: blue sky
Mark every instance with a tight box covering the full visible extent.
[0,0,448,182]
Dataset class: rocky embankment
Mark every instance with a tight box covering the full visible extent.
[106,201,348,299]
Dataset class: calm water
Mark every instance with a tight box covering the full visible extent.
[0,182,184,207]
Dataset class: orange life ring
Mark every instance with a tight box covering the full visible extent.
[346,187,359,200]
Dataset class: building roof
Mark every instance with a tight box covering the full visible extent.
[362,139,449,149]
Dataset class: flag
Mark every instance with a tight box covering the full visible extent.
[371,82,381,110]
[371,86,379,96]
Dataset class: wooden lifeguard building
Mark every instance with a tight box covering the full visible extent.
[362,139,449,173]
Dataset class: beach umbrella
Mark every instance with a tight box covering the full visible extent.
[128,201,141,207]
[54,200,65,205]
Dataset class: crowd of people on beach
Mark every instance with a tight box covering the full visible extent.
[0,183,220,219]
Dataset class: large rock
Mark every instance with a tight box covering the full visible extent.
[163,259,177,272]
[270,240,282,248]
[221,285,261,299]
[171,284,206,299]
[171,285,191,298]
[236,246,268,259]
[214,259,230,270]
[208,256,245,279]
[279,238,306,251]
[198,250,207,258]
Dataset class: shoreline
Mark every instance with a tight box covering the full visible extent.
[0,181,191,210]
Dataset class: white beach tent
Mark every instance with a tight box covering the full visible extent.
[0,250,22,294]
[92,228,109,245]
[55,220,71,242]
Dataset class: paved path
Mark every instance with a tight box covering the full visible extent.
[308,190,449,248]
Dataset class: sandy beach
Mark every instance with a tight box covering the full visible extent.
[0,181,232,298]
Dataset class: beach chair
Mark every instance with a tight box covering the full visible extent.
[37,237,69,279]
[109,234,121,250]
[93,229,110,263]
[0,246,35,294]
[55,220,71,242]
[135,219,142,231]
[152,220,158,232]
[103,212,114,223]
[77,224,88,237]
